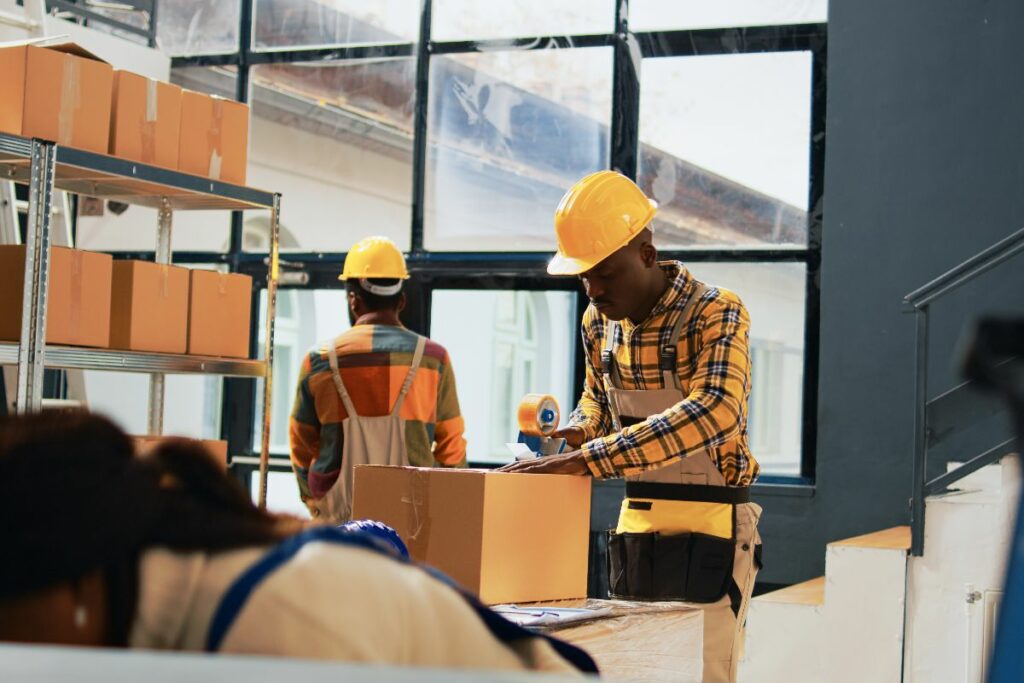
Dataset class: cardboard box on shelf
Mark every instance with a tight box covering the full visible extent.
[187,270,252,358]
[178,90,249,185]
[0,40,114,153]
[110,71,182,168]
[352,465,592,605]
[134,435,229,469]
[0,245,112,348]
[110,260,189,354]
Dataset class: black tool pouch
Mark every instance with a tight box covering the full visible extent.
[608,530,735,602]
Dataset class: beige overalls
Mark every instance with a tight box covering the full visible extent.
[602,285,762,683]
[313,336,426,523]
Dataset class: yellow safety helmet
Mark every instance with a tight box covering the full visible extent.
[339,236,410,281]
[548,170,658,276]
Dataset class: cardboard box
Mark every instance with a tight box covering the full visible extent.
[352,465,592,605]
[0,40,114,153]
[134,436,229,469]
[187,270,252,358]
[178,90,249,184]
[0,245,112,347]
[110,70,182,168]
[110,260,189,354]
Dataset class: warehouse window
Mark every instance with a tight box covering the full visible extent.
[253,289,351,453]
[430,289,576,464]
[424,48,613,251]
[254,0,420,50]
[629,0,827,31]
[638,51,813,249]
[246,60,416,252]
[431,0,615,41]
[157,0,242,55]
[685,262,806,473]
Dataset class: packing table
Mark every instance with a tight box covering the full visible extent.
[496,599,704,682]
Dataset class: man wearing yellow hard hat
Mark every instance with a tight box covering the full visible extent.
[288,236,467,522]
[501,171,761,683]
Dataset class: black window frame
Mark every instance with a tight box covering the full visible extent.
[120,0,825,490]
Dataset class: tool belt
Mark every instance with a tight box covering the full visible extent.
[608,482,750,602]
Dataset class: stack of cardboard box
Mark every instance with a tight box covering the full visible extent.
[0,39,249,183]
[0,248,253,359]
[0,40,256,359]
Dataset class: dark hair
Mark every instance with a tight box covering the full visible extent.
[0,411,296,645]
[346,278,403,311]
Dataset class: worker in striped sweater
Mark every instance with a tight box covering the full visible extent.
[288,236,467,522]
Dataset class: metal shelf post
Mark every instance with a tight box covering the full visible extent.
[147,198,173,435]
[257,193,281,509]
[15,140,56,413]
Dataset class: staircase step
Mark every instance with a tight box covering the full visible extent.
[824,527,909,683]
[755,576,825,606]
[828,525,910,551]
[741,578,825,682]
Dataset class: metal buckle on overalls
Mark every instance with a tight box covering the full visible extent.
[659,345,676,372]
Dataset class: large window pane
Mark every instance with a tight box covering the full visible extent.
[425,48,612,251]
[253,290,350,454]
[432,0,614,41]
[246,60,414,252]
[157,0,241,56]
[254,0,418,50]
[430,290,576,464]
[639,52,813,249]
[76,67,237,252]
[684,262,806,475]
[630,0,827,32]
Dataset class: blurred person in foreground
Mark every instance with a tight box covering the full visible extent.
[0,412,594,676]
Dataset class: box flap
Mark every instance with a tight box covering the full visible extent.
[0,37,109,63]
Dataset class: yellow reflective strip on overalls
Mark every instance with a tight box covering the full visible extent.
[615,498,734,539]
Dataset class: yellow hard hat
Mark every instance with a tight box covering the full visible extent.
[339,236,410,281]
[547,170,658,276]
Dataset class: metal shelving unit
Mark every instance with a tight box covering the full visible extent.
[0,132,281,508]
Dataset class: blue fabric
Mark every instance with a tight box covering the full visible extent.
[205,527,599,674]
[338,520,410,559]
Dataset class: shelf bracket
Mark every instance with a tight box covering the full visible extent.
[15,141,56,414]
[147,197,173,435]
[257,193,282,510]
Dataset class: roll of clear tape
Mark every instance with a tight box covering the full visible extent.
[518,393,560,437]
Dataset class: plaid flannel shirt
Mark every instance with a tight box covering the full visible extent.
[569,262,759,486]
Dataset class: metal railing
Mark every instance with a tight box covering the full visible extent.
[905,227,1024,556]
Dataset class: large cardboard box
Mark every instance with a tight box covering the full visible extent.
[134,436,229,468]
[0,41,114,153]
[352,465,592,605]
[178,90,249,185]
[110,70,182,168]
[110,260,189,354]
[187,270,252,358]
[0,245,112,347]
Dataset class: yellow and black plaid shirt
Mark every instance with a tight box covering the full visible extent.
[569,261,759,486]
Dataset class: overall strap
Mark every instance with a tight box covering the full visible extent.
[327,338,359,418]
[600,320,624,432]
[660,282,710,389]
[391,336,426,416]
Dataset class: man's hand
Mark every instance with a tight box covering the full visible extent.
[496,451,591,476]
[550,426,586,449]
